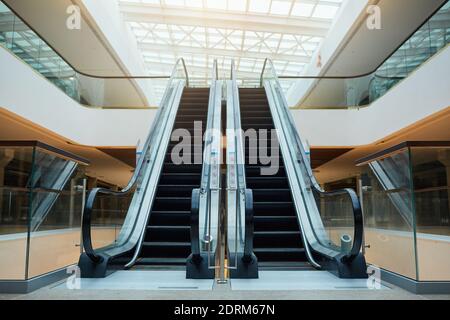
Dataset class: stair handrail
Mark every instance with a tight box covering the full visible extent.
[260,58,363,263]
[230,60,255,263]
[82,58,189,263]
[190,59,220,264]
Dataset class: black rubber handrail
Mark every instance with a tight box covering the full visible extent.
[189,188,201,264]
[289,113,363,262]
[82,187,131,263]
[242,189,255,263]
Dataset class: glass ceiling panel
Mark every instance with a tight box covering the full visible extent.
[120,0,344,101]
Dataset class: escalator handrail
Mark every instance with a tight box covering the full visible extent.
[260,58,364,262]
[82,58,189,263]
[243,189,255,262]
[230,59,255,261]
[190,188,201,261]
[193,59,219,259]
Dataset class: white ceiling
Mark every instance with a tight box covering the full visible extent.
[120,0,345,98]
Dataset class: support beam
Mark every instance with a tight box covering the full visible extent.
[120,3,331,37]
[139,43,310,64]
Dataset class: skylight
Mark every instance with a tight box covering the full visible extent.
[119,0,344,103]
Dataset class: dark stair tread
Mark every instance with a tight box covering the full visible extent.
[253,247,305,253]
[151,210,191,214]
[136,258,187,265]
[254,231,300,235]
[142,241,191,247]
[147,226,190,230]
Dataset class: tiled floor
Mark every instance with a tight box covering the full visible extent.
[1,270,449,300]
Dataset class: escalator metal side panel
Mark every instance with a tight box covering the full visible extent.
[263,84,326,268]
[102,82,186,262]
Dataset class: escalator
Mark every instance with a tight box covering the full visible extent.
[239,88,306,268]
[79,59,219,278]
[133,88,209,266]
[228,59,367,279]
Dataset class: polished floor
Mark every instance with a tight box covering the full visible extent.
[1,270,450,300]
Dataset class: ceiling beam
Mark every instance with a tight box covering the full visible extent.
[144,61,261,78]
[138,42,310,63]
[120,3,331,37]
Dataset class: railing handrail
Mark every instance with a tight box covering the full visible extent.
[81,58,189,263]
[230,59,247,190]
[229,59,255,265]
[192,59,220,261]
[261,58,364,262]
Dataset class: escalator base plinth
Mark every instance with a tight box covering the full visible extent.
[186,253,215,279]
[78,253,114,278]
[229,253,259,279]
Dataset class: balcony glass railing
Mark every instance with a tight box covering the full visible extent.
[0,142,88,280]
[0,1,169,108]
[357,142,450,282]
[285,1,450,109]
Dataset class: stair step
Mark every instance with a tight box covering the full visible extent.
[254,216,299,231]
[165,153,204,163]
[152,197,192,211]
[176,109,208,115]
[240,110,272,117]
[258,261,313,270]
[245,166,285,177]
[242,124,275,130]
[254,202,296,215]
[136,257,187,266]
[140,242,191,258]
[254,231,302,247]
[246,177,289,188]
[156,185,198,197]
[163,164,202,173]
[252,189,292,201]
[145,226,190,242]
[159,173,201,185]
[240,117,273,124]
[150,211,191,226]
[253,247,307,262]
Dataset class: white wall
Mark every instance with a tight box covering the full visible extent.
[79,0,160,105]
[0,46,156,147]
[292,46,450,147]
[287,0,371,106]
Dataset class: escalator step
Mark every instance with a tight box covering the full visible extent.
[254,231,302,247]
[242,124,275,130]
[254,202,296,215]
[253,247,306,262]
[152,197,192,211]
[140,242,191,258]
[159,173,201,185]
[163,164,202,173]
[146,226,190,242]
[252,189,292,201]
[157,185,199,197]
[150,211,191,226]
[164,153,204,163]
[245,166,285,177]
[136,257,187,266]
[241,117,274,124]
[254,216,299,231]
[246,177,289,188]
